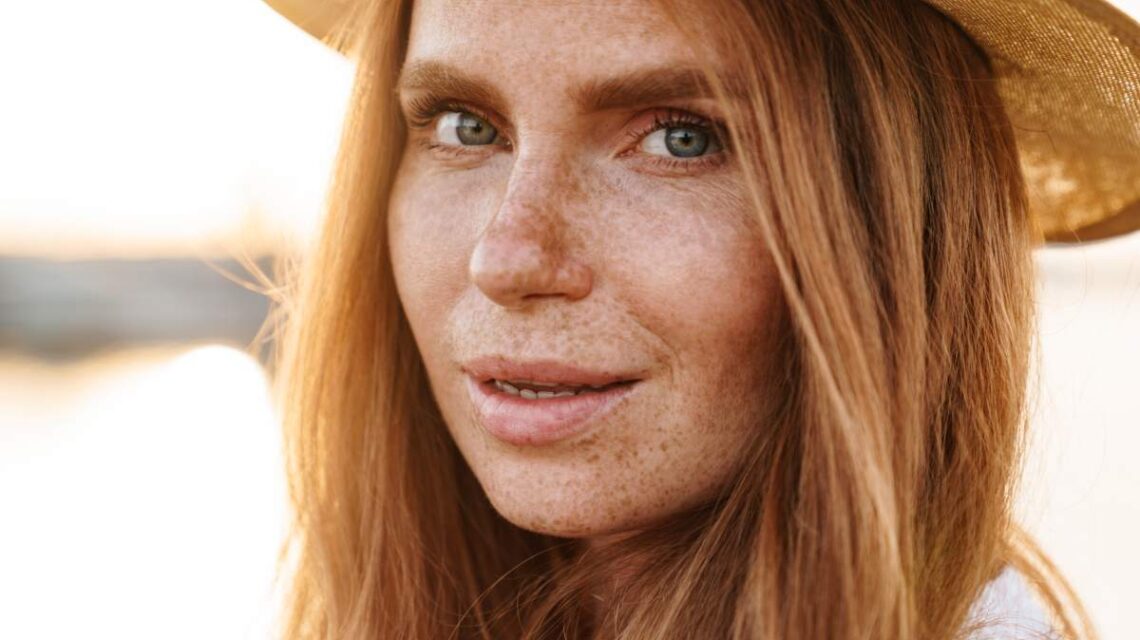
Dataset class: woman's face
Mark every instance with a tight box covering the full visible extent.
[389,0,785,538]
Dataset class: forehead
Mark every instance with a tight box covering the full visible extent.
[404,0,714,82]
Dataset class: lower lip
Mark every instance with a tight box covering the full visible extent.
[465,376,640,446]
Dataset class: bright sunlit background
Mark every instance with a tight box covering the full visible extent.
[1,1,1137,638]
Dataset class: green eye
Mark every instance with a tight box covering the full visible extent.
[664,127,710,157]
[437,111,499,146]
[641,125,719,158]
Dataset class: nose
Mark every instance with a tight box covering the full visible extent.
[469,163,593,308]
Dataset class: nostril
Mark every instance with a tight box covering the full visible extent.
[470,238,592,306]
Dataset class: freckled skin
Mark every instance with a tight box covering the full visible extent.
[388,0,786,539]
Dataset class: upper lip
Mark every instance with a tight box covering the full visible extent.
[461,356,643,387]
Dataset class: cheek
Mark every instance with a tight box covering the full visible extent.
[578,180,784,517]
[618,177,779,358]
[388,161,497,329]
[388,166,475,414]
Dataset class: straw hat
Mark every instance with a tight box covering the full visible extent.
[263,0,1140,245]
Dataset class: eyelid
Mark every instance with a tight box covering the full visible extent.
[621,107,729,151]
[402,94,511,139]
[615,107,731,176]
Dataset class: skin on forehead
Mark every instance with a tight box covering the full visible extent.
[388,0,786,537]
[407,0,687,77]
[400,0,750,119]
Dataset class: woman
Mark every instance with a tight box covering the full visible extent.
[262,0,1140,637]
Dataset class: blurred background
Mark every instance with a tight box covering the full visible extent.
[0,1,1137,638]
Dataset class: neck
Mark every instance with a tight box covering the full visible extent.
[582,530,649,628]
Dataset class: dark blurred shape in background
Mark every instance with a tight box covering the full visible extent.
[0,257,273,359]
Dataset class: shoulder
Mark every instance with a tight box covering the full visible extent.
[965,565,1059,639]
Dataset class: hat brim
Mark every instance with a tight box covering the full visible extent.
[263,0,351,51]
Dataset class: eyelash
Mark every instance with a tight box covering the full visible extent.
[402,97,730,173]
[622,108,730,172]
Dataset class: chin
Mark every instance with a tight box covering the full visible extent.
[488,496,657,539]
[469,460,664,538]
[467,452,721,540]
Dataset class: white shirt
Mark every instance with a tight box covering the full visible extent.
[966,566,1058,639]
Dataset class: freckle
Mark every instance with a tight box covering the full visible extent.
[659,441,668,452]
[587,452,600,463]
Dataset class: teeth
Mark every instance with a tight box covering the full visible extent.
[526,380,559,387]
[491,379,596,400]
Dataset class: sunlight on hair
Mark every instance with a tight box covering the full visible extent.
[0,0,1137,638]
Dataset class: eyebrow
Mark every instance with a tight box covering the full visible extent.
[395,60,741,115]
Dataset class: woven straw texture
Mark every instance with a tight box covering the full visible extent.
[926,0,1140,242]
[263,0,1140,243]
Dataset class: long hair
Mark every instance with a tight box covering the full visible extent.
[274,0,1095,637]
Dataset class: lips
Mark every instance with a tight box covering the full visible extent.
[463,357,639,389]
[461,357,644,446]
